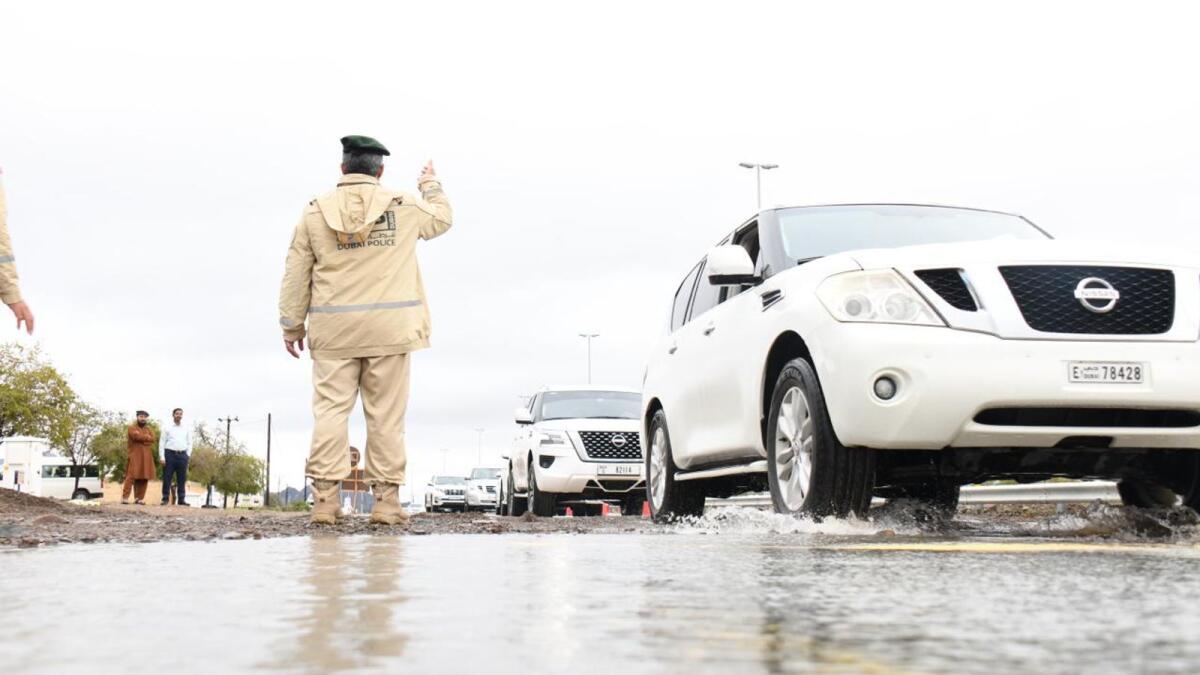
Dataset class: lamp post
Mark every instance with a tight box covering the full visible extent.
[738,162,779,210]
[578,333,599,384]
[215,415,239,508]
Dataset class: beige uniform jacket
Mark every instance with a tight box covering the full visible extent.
[0,173,23,304]
[278,173,452,360]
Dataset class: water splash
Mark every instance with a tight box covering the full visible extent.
[668,506,892,536]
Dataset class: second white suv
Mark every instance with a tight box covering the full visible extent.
[465,467,501,511]
[502,386,644,517]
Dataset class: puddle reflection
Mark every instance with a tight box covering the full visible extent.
[266,537,408,672]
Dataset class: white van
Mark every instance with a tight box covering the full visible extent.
[37,456,103,500]
[0,436,103,500]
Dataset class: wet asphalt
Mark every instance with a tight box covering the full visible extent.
[2,506,1199,674]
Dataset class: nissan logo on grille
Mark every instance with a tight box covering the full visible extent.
[1073,277,1120,314]
[610,434,628,448]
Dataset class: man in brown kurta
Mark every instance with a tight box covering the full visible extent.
[123,410,156,504]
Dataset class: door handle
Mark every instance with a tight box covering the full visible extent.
[668,343,678,355]
[702,323,716,336]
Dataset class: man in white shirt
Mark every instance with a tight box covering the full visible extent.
[159,407,193,506]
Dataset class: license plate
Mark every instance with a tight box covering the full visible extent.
[1067,361,1147,384]
[597,464,640,477]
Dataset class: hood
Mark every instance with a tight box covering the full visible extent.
[314,174,398,243]
[845,238,1197,271]
[535,418,640,433]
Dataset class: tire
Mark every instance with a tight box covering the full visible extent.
[1117,479,1178,507]
[527,460,557,517]
[621,492,646,517]
[506,466,527,517]
[766,357,875,519]
[72,489,89,501]
[894,481,961,515]
[646,409,706,522]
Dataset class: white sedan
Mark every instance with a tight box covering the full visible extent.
[641,203,1200,521]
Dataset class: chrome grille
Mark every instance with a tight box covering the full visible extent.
[999,265,1174,335]
[578,431,642,461]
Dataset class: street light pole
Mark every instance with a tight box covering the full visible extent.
[738,162,779,210]
[217,415,239,508]
[578,333,599,384]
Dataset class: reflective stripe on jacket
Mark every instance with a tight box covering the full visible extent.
[278,173,452,359]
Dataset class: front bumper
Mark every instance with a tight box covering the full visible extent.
[429,494,465,507]
[465,491,498,506]
[812,323,1200,450]
[531,448,644,495]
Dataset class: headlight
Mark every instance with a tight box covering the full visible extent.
[538,430,569,446]
[817,270,944,326]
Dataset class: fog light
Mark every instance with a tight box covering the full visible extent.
[539,455,556,469]
[873,376,897,400]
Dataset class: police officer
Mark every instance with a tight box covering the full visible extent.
[0,168,35,334]
[279,136,452,525]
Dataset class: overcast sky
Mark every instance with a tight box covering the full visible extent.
[2,1,1198,497]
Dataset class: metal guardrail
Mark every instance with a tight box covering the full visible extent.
[709,480,1122,509]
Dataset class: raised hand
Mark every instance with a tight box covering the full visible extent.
[418,160,436,184]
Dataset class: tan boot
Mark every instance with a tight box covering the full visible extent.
[370,483,409,525]
[310,480,343,525]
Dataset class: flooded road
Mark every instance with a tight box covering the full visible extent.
[3,510,1199,674]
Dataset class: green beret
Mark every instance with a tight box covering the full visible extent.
[340,135,390,156]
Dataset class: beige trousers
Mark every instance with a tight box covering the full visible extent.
[306,353,410,485]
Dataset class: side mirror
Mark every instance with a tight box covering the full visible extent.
[514,407,533,425]
[706,245,760,286]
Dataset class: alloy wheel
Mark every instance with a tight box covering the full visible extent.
[649,426,667,510]
[774,386,815,512]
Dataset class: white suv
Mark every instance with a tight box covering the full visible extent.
[641,204,1200,521]
[502,386,644,517]
[424,475,467,512]
[465,467,501,512]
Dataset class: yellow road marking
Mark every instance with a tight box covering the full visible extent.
[823,541,1200,555]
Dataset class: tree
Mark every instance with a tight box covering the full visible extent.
[60,401,104,493]
[0,343,77,441]
[219,453,265,507]
[190,421,255,508]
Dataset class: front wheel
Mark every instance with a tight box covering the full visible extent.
[528,461,557,517]
[1118,479,1178,507]
[622,491,646,517]
[646,409,706,523]
[766,357,874,519]
[72,489,90,501]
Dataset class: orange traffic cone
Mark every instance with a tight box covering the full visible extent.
[564,506,574,517]
[641,500,651,519]
[600,502,611,517]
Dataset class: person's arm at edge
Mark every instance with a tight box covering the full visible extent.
[280,211,314,358]
[0,174,33,334]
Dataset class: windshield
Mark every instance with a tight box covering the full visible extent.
[434,476,466,485]
[540,391,641,421]
[777,205,1047,261]
[470,468,501,480]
